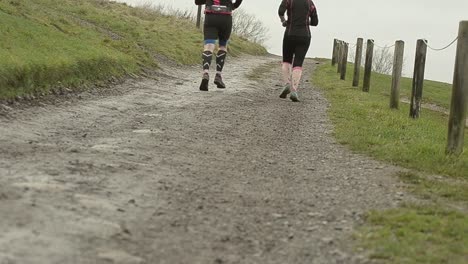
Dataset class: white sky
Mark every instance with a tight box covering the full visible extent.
[115,0,468,83]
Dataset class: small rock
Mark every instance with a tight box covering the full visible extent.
[0,104,12,111]
[306,226,319,232]
[122,227,132,235]
[128,199,136,204]
[272,213,284,219]
[98,250,143,264]
[307,212,321,217]
[67,147,80,153]
[331,249,347,258]
[321,237,334,244]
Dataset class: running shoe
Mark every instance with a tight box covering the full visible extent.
[199,73,209,91]
[279,83,291,98]
[214,73,226,89]
[290,91,299,102]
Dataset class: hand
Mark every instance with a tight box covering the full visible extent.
[279,16,287,27]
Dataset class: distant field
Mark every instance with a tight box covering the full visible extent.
[0,0,266,99]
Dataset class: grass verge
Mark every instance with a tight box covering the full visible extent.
[0,0,267,99]
[313,62,468,178]
[313,61,468,263]
[358,205,468,264]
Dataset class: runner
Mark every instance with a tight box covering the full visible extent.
[278,0,319,102]
[195,0,243,91]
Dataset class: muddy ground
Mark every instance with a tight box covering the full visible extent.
[0,55,407,264]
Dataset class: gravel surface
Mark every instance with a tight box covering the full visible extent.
[0,55,407,264]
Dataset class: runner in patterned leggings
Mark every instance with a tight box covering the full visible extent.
[195,0,243,91]
[278,0,319,102]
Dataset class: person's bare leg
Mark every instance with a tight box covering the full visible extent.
[214,45,228,88]
[279,62,292,98]
[199,43,216,91]
[290,67,302,102]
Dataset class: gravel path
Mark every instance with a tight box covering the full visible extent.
[0,55,407,264]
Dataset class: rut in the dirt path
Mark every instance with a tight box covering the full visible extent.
[0,55,407,264]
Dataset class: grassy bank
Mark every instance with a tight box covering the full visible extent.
[313,61,468,263]
[0,0,267,99]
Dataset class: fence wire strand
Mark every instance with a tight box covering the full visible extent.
[423,37,459,51]
[338,37,459,52]
[370,40,395,49]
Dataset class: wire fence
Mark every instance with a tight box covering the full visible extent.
[423,37,459,51]
[331,21,468,155]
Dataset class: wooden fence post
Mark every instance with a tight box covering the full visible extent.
[390,40,405,109]
[409,39,428,118]
[332,39,339,66]
[196,5,202,28]
[352,38,364,87]
[363,39,374,92]
[340,42,349,80]
[337,41,343,74]
[447,21,468,155]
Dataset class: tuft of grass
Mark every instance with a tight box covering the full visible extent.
[0,0,267,99]
[313,62,468,178]
[398,172,468,203]
[358,205,468,264]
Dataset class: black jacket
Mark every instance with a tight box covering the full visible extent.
[279,0,318,37]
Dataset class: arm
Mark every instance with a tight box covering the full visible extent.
[278,0,288,26]
[310,1,319,26]
[233,0,243,10]
[195,0,206,5]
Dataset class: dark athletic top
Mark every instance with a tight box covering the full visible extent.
[195,0,243,15]
[279,0,318,37]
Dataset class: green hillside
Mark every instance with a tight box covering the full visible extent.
[0,0,267,99]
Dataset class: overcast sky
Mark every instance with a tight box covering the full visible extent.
[115,0,468,83]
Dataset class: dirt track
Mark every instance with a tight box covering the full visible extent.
[0,55,406,264]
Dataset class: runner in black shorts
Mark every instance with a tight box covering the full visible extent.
[278,0,318,102]
[195,0,243,91]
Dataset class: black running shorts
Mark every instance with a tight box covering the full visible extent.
[204,14,233,46]
[282,34,311,68]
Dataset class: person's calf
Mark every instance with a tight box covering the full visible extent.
[202,50,213,73]
[291,67,303,92]
[282,62,292,85]
[216,50,227,74]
